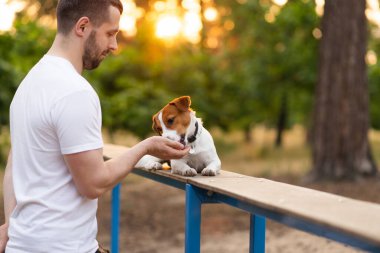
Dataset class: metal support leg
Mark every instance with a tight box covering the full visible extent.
[185,184,202,253]
[250,214,266,253]
[111,184,121,253]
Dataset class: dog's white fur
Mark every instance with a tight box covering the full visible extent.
[135,99,221,177]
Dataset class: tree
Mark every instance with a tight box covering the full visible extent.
[310,0,377,180]
[215,0,318,144]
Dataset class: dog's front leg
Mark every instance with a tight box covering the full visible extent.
[135,155,163,171]
[171,160,197,177]
[201,159,221,176]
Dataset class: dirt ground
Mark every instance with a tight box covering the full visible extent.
[96,173,380,253]
[0,170,378,252]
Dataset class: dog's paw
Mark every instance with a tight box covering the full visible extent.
[183,168,198,177]
[173,167,197,177]
[145,162,163,171]
[201,167,218,176]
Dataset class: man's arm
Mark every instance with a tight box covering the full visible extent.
[0,150,16,252]
[64,136,189,199]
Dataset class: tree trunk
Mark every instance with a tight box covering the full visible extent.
[310,0,377,181]
[275,93,288,148]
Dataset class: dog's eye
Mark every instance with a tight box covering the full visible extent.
[167,117,175,125]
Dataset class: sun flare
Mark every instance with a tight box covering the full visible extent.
[0,0,25,32]
[155,14,182,39]
[153,0,203,43]
[119,0,144,36]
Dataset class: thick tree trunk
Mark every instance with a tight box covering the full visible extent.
[310,0,377,180]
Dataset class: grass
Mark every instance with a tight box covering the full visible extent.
[370,129,380,162]
[211,125,312,180]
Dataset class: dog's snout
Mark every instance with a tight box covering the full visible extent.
[180,134,186,146]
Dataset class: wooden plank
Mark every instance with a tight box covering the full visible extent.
[189,176,380,246]
[103,144,380,246]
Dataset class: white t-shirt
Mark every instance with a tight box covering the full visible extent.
[7,55,103,253]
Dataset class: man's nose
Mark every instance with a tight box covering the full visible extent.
[109,37,118,51]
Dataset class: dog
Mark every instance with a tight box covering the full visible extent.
[135,96,221,177]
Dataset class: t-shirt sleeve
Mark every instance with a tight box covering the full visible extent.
[51,89,103,155]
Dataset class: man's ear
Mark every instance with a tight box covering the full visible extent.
[169,96,191,112]
[74,17,90,37]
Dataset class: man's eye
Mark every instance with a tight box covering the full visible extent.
[108,31,118,37]
[167,118,175,125]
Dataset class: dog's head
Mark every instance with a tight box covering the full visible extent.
[152,96,198,146]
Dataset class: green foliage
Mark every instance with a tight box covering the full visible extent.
[0,15,55,128]
[0,129,11,168]
[368,23,380,130]
[0,0,320,139]
[85,0,319,138]
[0,33,18,126]
[3,0,379,140]
[200,0,319,132]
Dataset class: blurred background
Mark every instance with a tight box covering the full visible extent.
[1,0,380,180]
[0,1,380,251]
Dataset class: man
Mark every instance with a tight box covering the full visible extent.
[0,1,189,252]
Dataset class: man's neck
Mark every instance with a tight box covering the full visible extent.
[47,33,84,74]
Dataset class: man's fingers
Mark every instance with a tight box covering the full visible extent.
[147,136,190,159]
[165,138,185,150]
[161,141,190,159]
[170,147,190,159]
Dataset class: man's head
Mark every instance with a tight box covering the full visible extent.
[57,0,123,35]
[56,0,123,70]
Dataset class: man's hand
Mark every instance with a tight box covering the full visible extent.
[142,136,190,160]
[0,223,9,252]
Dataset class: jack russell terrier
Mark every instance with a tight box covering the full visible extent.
[135,96,221,176]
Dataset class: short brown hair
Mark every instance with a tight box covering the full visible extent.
[57,0,123,35]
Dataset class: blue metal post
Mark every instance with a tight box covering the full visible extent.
[111,184,121,253]
[250,214,266,253]
[185,184,202,253]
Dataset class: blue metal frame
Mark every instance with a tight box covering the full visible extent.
[185,184,202,253]
[111,184,120,253]
[110,170,380,253]
[250,214,266,253]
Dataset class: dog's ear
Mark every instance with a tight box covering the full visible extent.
[152,113,163,135]
[169,96,191,112]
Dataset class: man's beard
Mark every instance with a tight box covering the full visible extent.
[83,31,109,70]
